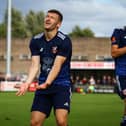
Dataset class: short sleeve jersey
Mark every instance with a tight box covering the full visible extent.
[29,31,72,87]
[111,28,126,75]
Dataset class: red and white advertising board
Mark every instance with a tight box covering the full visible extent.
[0,81,21,91]
[0,62,115,91]
[0,81,37,92]
[71,61,115,70]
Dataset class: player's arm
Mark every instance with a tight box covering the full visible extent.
[111,28,126,58]
[25,56,40,84]
[15,56,40,96]
[111,44,126,58]
[36,55,66,89]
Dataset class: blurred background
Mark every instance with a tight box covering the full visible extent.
[0,0,126,93]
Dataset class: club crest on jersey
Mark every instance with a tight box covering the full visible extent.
[111,37,116,43]
[52,46,58,54]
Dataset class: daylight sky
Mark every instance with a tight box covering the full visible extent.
[0,0,126,37]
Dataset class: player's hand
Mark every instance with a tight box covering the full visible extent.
[36,83,49,90]
[123,89,126,95]
[14,83,29,96]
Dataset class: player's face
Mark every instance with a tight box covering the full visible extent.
[44,12,61,31]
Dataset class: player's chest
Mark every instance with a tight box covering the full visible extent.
[38,41,60,56]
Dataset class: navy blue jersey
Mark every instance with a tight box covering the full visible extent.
[29,31,72,91]
[111,28,126,75]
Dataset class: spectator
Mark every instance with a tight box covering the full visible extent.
[75,75,82,85]
[96,78,101,85]
[111,77,117,85]
[89,75,96,85]
[70,75,75,92]
[101,75,107,85]
[81,76,88,85]
[107,75,112,85]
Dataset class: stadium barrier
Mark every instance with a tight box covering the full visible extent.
[74,84,115,94]
[0,81,20,91]
[0,81,37,92]
[94,85,114,93]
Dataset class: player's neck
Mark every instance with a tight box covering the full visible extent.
[44,29,58,41]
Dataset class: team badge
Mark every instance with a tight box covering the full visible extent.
[52,46,58,54]
[111,37,116,43]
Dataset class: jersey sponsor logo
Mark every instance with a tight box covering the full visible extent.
[52,46,58,54]
[42,57,53,75]
[40,48,44,52]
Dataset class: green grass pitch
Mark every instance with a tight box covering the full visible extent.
[0,92,123,126]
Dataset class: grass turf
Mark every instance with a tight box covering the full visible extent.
[0,92,123,126]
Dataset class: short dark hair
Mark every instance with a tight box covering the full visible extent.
[47,9,63,22]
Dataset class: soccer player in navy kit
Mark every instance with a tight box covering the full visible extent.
[15,9,72,126]
[111,26,126,126]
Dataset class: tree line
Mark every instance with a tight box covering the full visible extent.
[0,8,95,38]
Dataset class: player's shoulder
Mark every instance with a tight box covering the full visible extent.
[112,28,122,34]
[33,32,44,40]
[57,31,70,40]
[30,32,44,46]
